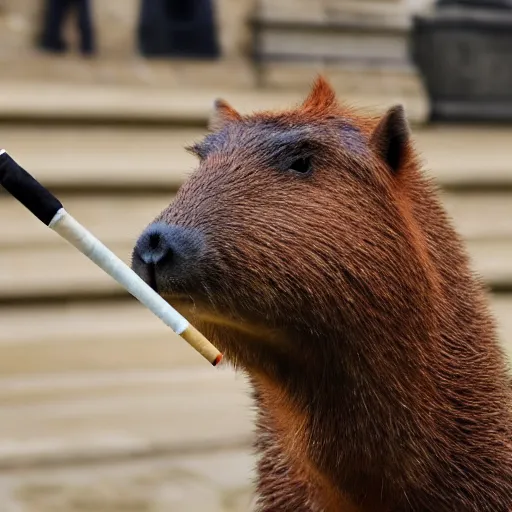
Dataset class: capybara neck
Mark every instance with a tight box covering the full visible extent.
[132,77,512,511]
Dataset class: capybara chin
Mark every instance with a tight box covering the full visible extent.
[132,77,512,511]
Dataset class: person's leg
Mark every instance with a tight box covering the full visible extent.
[39,0,73,52]
[75,0,96,55]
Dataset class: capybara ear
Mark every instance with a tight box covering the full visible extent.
[370,105,410,173]
[208,98,242,131]
[301,75,337,112]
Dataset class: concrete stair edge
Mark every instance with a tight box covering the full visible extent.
[3,125,512,188]
[0,81,428,125]
[0,238,511,301]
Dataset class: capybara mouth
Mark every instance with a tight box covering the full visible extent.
[160,292,196,307]
[161,292,283,344]
[147,264,158,293]
[160,292,217,323]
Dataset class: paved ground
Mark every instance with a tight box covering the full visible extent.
[0,366,256,512]
[0,448,256,512]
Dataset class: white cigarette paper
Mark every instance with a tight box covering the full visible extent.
[49,208,222,365]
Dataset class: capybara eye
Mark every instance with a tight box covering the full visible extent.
[289,157,312,175]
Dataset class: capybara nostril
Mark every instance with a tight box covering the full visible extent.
[134,222,173,265]
[132,222,205,293]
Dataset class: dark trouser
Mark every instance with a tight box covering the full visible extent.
[40,0,95,55]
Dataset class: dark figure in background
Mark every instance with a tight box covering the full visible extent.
[39,0,96,56]
[138,0,220,58]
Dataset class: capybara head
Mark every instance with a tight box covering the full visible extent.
[132,77,439,374]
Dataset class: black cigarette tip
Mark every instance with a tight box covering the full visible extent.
[0,151,62,226]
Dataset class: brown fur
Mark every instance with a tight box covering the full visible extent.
[133,77,512,511]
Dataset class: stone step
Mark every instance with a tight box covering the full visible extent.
[0,295,509,379]
[415,125,512,187]
[2,124,512,190]
[0,295,509,470]
[440,192,512,240]
[0,367,253,470]
[256,0,410,23]
[0,55,258,91]
[0,81,427,125]
[252,0,411,58]
[257,61,425,95]
[494,295,512,352]
[0,193,172,249]
[250,0,421,98]
[0,447,255,512]
[0,241,132,299]
[251,13,411,66]
[467,240,512,289]
[0,446,256,512]
[1,191,511,251]
[0,232,510,300]
[0,299,209,376]
[0,126,197,189]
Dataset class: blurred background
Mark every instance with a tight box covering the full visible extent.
[0,0,510,510]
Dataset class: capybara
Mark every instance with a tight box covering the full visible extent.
[132,77,512,511]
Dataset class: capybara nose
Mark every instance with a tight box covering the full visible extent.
[134,222,174,265]
[132,222,204,290]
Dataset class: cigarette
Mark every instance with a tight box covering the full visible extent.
[0,149,223,367]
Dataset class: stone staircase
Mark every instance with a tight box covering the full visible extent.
[0,81,511,511]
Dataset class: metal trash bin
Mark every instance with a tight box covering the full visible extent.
[411,1,512,121]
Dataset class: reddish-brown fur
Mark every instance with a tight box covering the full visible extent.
[133,77,512,511]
